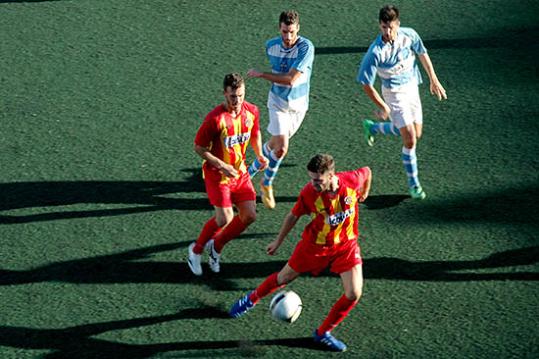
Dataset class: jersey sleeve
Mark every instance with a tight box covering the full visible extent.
[354,167,371,194]
[291,186,310,217]
[357,44,378,85]
[194,113,216,148]
[407,28,427,55]
[292,39,315,73]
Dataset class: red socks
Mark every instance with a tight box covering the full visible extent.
[213,216,247,253]
[249,272,284,304]
[193,217,220,254]
[317,295,358,334]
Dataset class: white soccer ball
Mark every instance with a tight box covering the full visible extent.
[269,290,302,323]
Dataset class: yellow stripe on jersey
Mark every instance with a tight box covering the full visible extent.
[314,196,331,245]
[231,115,244,171]
[330,196,343,245]
[345,188,358,240]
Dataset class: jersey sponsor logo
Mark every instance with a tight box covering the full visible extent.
[224,132,251,148]
[327,208,355,226]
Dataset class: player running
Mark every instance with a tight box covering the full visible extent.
[230,154,372,352]
[357,5,446,199]
[246,10,315,209]
[188,73,268,276]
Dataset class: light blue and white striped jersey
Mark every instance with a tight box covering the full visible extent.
[266,35,315,112]
[357,27,426,90]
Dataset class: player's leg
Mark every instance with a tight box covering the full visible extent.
[187,178,234,275]
[314,242,363,352]
[362,118,400,146]
[208,175,258,272]
[400,124,425,199]
[229,263,300,318]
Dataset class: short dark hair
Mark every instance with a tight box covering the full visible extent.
[279,10,299,26]
[379,5,399,23]
[307,153,335,174]
[223,73,244,91]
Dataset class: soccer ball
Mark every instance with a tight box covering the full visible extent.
[269,290,302,323]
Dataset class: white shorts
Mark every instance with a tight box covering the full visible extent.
[267,105,307,138]
[382,83,423,129]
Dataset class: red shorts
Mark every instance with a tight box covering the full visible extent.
[204,170,256,207]
[288,238,362,276]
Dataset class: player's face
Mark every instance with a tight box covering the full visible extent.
[379,20,400,43]
[308,170,334,192]
[280,22,299,48]
[223,84,245,114]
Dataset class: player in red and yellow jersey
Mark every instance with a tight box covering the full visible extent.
[188,73,268,276]
[230,153,371,352]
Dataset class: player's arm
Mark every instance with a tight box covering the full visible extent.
[194,144,238,178]
[418,53,447,101]
[359,167,372,202]
[362,84,391,120]
[267,212,299,255]
[247,67,303,86]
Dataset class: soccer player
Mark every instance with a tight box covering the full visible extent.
[246,10,315,209]
[230,154,372,352]
[357,5,447,200]
[188,73,268,276]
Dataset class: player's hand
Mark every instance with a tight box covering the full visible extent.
[247,69,262,78]
[220,164,239,179]
[257,155,269,171]
[266,240,281,256]
[359,189,369,202]
[373,105,390,120]
[430,80,447,101]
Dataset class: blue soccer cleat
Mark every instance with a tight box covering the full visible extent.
[229,291,256,318]
[313,329,347,352]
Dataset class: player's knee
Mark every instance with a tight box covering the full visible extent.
[273,146,288,158]
[403,138,416,149]
[345,288,362,302]
[216,214,233,227]
[239,211,256,225]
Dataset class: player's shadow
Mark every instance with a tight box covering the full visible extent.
[409,185,538,228]
[315,27,538,55]
[363,194,409,209]
[0,168,210,224]
[0,311,322,359]
[1,242,537,291]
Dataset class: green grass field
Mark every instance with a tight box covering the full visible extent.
[1,0,538,358]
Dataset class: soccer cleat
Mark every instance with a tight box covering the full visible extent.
[187,242,203,276]
[205,239,221,273]
[313,329,347,352]
[409,185,427,200]
[362,119,375,147]
[229,291,256,318]
[260,180,276,209]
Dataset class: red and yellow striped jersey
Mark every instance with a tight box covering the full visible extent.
[194,102,260,183]
[291,167,370,246]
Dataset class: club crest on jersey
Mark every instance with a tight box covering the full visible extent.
[327,208,355,226]
[344,196,353,205]
[245,118,254,128]
[224,133,250,147]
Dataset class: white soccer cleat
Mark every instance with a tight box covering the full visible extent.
[187,242,203,276]
[205,239,221,273]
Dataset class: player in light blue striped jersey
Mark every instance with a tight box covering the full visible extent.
[247,10,315,209]
[357,5,447,200]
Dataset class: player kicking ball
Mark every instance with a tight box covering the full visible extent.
[230,154,372,352]
[357,5,447,200]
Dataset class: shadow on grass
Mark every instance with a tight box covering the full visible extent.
[410,185,539,227]
[0,168,300,224]
[1,242,537,289]
[0,311,323,359]
[316,27,539,55]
